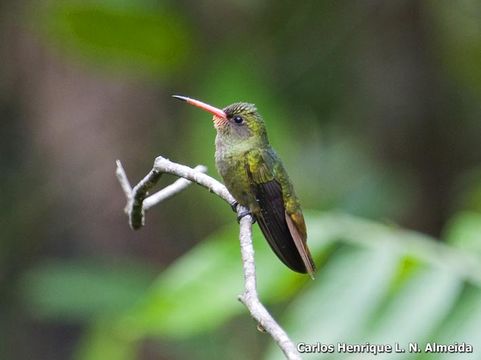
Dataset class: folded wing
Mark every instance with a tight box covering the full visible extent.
[246,150,315,276]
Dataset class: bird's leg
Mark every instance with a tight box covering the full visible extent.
[236,208,257,224]
[231,201,256,224]
[230,200,239,213]
[237,208,251,222]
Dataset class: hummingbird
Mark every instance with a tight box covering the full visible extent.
[173,95,316,278]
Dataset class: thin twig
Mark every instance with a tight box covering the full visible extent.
[144,165,207,210]
[129,168,162,229]
[237,210,302,360]
[116,159,209,229]
[115,160,133,196]
[116,156,301,360]
[153,156,236,207]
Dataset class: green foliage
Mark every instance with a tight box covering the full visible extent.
[73,320,137,360]
[35,1,192,76]
[20,259,155,322]
[263,213,481,359]
[444,211,481,255]
[20,212,481,359]
[115,223,320,339]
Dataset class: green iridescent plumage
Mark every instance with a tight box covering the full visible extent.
[173,96,316,277]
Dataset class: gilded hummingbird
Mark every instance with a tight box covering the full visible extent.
[173,95,316,278]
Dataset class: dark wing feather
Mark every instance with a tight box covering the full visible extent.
[254,179,310,274]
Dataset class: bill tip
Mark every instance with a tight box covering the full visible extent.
[172,95,188,102]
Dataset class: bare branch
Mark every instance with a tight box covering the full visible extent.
[144,165,207,210]
[153,156,236,206]
[130,167,162,229]
[115,159,209,230]
[237,211,302,360]
[115,160,133,196]
[116,155,301,360]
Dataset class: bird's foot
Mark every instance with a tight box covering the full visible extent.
[230,201,239,213]
[236,209,257,224]
[232,202,256,224]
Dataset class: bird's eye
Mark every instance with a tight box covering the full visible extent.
[233,115,244,124]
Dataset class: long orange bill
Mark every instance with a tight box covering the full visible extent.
[172,95,227,119]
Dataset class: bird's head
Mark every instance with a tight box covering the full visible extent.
[173,95,267,144]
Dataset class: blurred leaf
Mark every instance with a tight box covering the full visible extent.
[278,245,400,349]
[424,285,481,360]
[117,212,481,346]
[35,1,192,75]
[24,213,481,359]
[361,266,462,358]
[263,213,481,359]
[443,211,481,256]
[74,319,137,360]
[117,222,335,339]
[20,259,154,322]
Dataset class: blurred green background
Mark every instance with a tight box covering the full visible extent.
[2,0,481,359]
